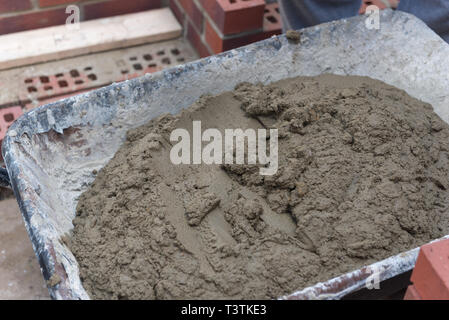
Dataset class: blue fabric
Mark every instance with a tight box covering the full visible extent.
[398,0,449,42]
[279,0,362,30]
[279,0,449,43]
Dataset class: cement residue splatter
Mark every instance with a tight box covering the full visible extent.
[70,74,449,299]
[286,30,301,43]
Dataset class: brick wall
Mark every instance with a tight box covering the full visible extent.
[169,0,282,57]
[0,0,163,35]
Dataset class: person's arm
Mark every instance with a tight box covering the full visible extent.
[359,0,399,14]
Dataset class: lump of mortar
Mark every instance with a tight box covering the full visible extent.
[286,30,301,43]
[70,74,449,300]
[185,192,221,226]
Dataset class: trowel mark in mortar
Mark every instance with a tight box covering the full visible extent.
[185,192,221,226]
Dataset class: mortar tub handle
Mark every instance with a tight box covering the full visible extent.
[0,168,11,188]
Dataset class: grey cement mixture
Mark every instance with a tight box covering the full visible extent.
[69,74,449,299]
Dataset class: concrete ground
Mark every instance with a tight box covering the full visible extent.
[0,197,50,300]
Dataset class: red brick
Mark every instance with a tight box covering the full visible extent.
[0,106,23,153]
[25,89,92,111]
[84,0,162,20]
[20,70,94,102]
[404,285,422,300]
[199,0,265,35]
[117,65,163,82]
[198,0,222,28]
[205,8,282,55]
[39,0,79,8]
[263,2,282,34]
[178,0,203,32]
[0,0,32,14]
[411,239,449,300]
[187,21,211,58]
[0,8,67,35]
[169,0,185,25]
[204,20,223,54]
[205,20,261,53]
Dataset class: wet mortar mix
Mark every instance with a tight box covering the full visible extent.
[68,74,449,299]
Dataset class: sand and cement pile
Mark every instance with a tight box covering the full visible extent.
[69,74,449,299]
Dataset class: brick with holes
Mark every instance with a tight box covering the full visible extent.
[205,2,282,54]
[199,0,265,35]
[118,48,182,81]
[0,106,23,161]
[21,70,92,101]
[264,2,282,34]
[24,89,92,111]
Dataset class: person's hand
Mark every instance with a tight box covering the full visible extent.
[359,0,400,14]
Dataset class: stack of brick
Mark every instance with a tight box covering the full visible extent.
[0,0,163,35]
[1,0,162,162]
[0,0,283,161]
[404,239,449,300]
[170,0,283,57]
